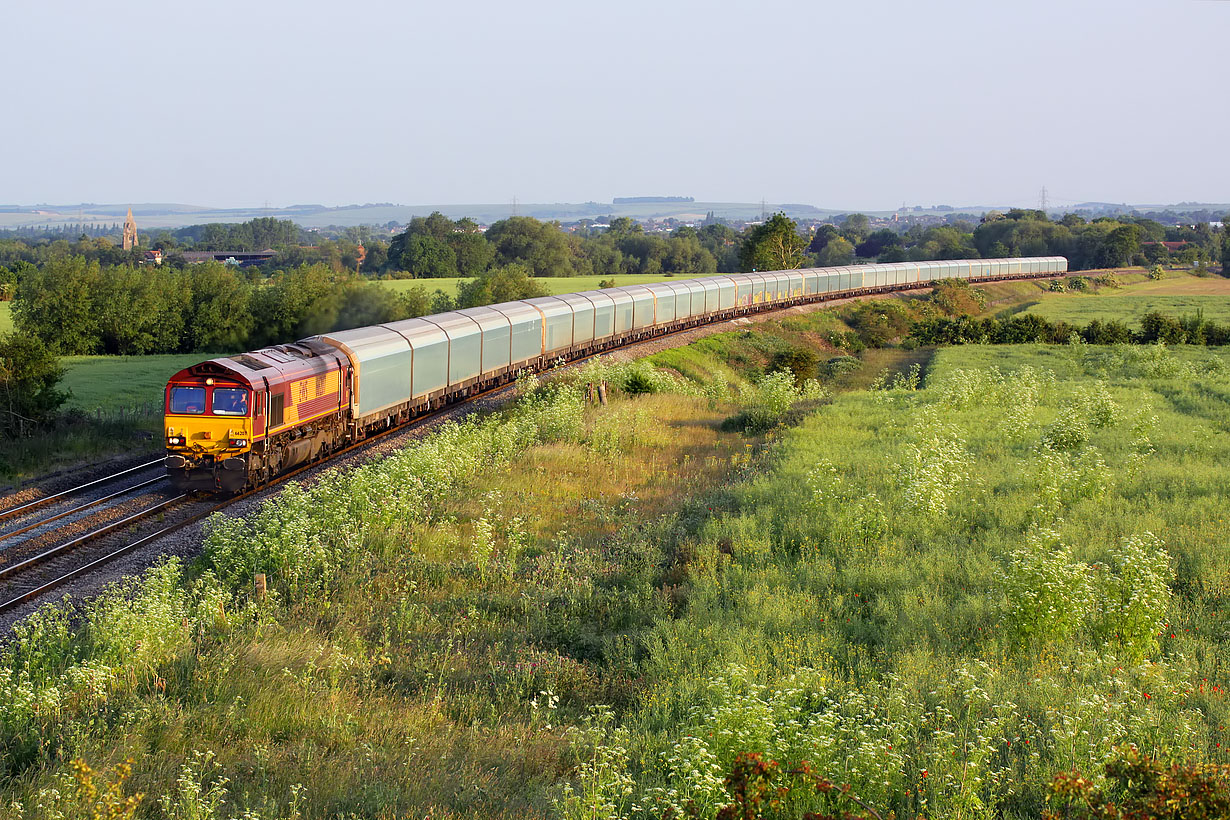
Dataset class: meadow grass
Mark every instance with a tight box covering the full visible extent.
[0,302,11,334]
[4,287,1230,817]
[59,354,218,412]
[998,270,1230,328]
[5,342,1230,819]
[0,369,777,819]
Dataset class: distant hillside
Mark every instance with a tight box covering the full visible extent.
[2,199,1226,230]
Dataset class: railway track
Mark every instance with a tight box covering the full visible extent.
[0,380,521,614]
[0,457,165,522]
[0,270,1067,620]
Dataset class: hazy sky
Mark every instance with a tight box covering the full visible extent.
[4,0,1226,211]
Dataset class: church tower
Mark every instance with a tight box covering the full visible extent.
[122,207,138,250]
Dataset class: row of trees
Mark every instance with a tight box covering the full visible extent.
[11,259,424,355]
[4,211,1225,289]
[910,310,1230,346]
[808,209,1229,270]
[9,256,555,356]
[385,213,732,278]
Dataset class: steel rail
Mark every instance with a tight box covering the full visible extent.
[0,494,188,584]
[0,501,219,612]
[0,478,168,544]
[0,458,166,523]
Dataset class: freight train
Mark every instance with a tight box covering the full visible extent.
[163,256,1068,492]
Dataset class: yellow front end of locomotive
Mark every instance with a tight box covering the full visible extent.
[163,380,255,493]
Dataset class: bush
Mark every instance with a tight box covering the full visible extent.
[0,333,67,437]
[930,278,987,315]
[1082,318,1133,345]
[822,355,863,379]
[1140,312,1186,344]
[1046,746,1230,820]
[722,370,826,433]
[768,347,819,385]
[1066,276,1089,291]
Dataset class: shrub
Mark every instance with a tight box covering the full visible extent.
[1139,312,1186,344]
[1001,528,1092,648]
[1090,532,1173,660]
[1046,746,1230,820]
[722,371,827,433]
[0,333,67,437]
[1066,276,1090,291]
[899,407,970,516]
[768,347,819,385]
[1048,278,1066,292]
[930,278,987,315]
[1042,402,1090,451]
[1082,318,1133,345]
[822,355,862,379]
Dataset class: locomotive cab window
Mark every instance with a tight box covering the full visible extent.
[212,387,249,416]
[169,386,206,414]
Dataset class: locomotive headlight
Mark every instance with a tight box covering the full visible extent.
[167,436,183,445]
[231,438,247,447]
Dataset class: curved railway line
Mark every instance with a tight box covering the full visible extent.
[0,265,1069,620]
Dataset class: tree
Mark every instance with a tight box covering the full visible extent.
[740,213,808,272]
[856,229,900,258]
[12,255,103,354]
[397,235,458,278]
[841,213,870,241]
[807,224,840,254]
[448,232,495,277]
[456,264,549,308]
[1102,224,1141,268]
[184,263,253,352]
[248,265,352,346]
[485,216,576,277]
[0,333,66,437]
[816,236,855,266]
[94,266,187,354]
[606,216,641,239]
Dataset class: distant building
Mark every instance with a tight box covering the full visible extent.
[142,249,163,266]
[181,250,276,267]
[122,207,139,250]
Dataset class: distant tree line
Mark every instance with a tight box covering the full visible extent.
[3,210,1226,293]
[808,209,1228,270]
[8,259,434,355]
[5,208,1228,359]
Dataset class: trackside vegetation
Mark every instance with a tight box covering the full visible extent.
[2,329,1230,817]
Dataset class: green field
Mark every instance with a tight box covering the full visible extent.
[1013,273,1230,327]
[59,353,215,412]
[376,273,689,298]
[6,340,1230,818]
[0,301,11,334]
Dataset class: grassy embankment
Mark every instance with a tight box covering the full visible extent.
[3,303,1230,819]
